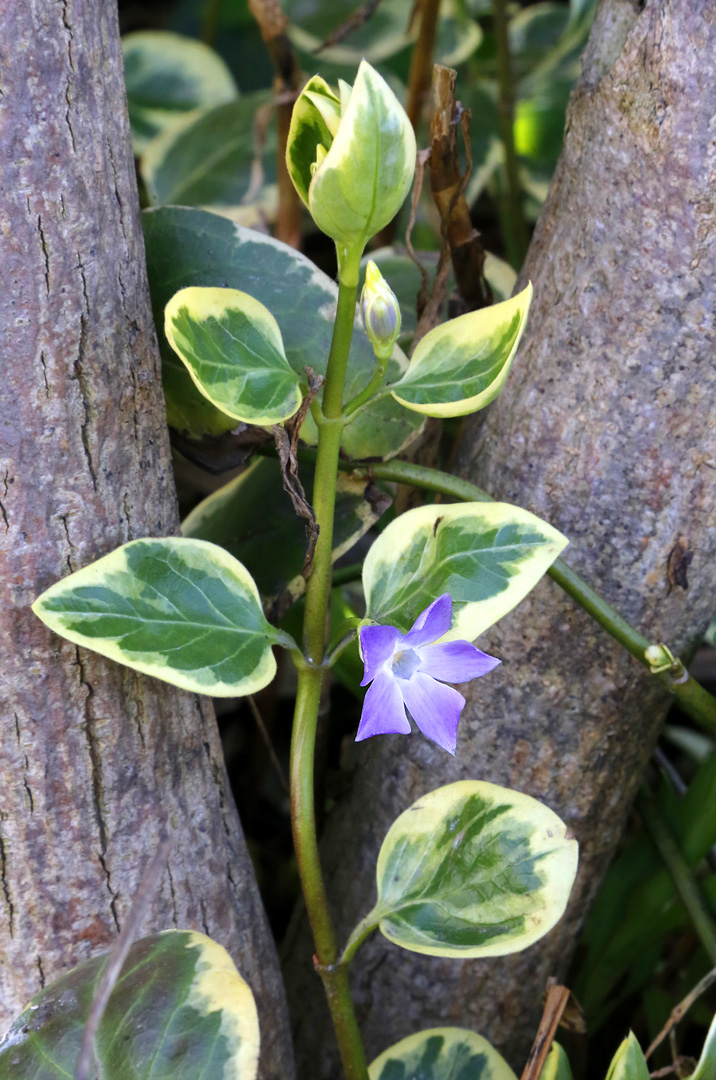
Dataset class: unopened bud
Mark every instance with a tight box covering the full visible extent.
[360,261,401,361]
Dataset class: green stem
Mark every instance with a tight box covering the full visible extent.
[290,265,369,1080]
[301,278,359,663]
[340,912,381,967]
[291,666,369,1080]
[265,449,716,735]
[343,361,387,417]
[638,790,716,966]
[493,0,529,268]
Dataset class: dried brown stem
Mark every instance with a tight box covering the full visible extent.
[428,64,492,312]
[405,0,443,132]
[248,0,303,247]
[646,966,716,1059]
[519,983,571,1080]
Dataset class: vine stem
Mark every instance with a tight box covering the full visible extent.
[290,267,370,1080]
[260,448,716,734]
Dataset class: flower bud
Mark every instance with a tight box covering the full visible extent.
[286,61,416,266]
[361,261,401,361]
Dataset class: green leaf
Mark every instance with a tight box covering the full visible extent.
[165,286,303,425]
[540,1043,573,1080]
[141,92,275,215]
[0,931,259,1079]
[363,501,568,639]
[143,206,424,454]
[182,456,391,612]
[691,1012,716,1080]
[369,1028,518,1080]
[605,1034,650,1080]
[123,31,239,155]
[390,285,533,417]
[32,538,286,697]
[362,780,578,958]
[360,248,516,346]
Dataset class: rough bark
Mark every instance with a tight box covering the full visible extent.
[284,0,716,1072]
[0,3,294,1076]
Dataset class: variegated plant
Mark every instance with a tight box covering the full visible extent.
[30,59,585,1080]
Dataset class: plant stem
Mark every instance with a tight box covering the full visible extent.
[344,361,387,417]
[269,449,716,734]
[493,0,529,268]
[638,790,716,966]
[405,0,443,132]
[290,269,369,1080]
[291,665,369,1080]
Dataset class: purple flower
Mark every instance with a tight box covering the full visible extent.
[356,593,501,754]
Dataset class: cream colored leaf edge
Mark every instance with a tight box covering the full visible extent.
[540,1043,572,1080]
[164,286,303,426]
[690,1013,716,1080]
[368,1027,518,1080]
[374,780,579,959]
[177,930,260,1080]
[390,284,533,418]
[362,500,568,642]
[32,537,278,698]
[605,1034,650,1080]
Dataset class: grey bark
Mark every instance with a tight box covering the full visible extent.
[285,0,716,1073]
[0,3,294,1076]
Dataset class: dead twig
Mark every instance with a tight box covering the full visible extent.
[248,0,303,247]
[520,982,571,1080]
[247,695,289,794]
[428,64,492,313]
[316,0,385,51]
[272,367,324,579]
[646,966,716,1059]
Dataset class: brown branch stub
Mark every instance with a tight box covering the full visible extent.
[428,64,492,313]
[519,982,571,1080]
[248,0,303,247]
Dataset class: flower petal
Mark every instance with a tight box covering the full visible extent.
[356,669,410,741]
[403,593,452,648]
[418,641,501,684]
[360,624,402,686]
[400,671,465,755]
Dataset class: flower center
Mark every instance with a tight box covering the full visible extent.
[391,647,421,680]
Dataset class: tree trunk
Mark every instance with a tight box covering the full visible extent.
[0,3,294,1076]
[285,0,716,1072]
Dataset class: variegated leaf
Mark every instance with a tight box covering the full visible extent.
[605,1034,649,1080]
[0,931,259,1080]
[143,206,424,455]
[390,285,533,418]
[33,538,286,697]
[122,31,238,154]
[369,1028,518,1080]
[165,287,303,426]
[362,501,568,640]
[540,1043,573,1080]
[359,780,578,958]
[690,1013,716,1080]
[141,91,274,217]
